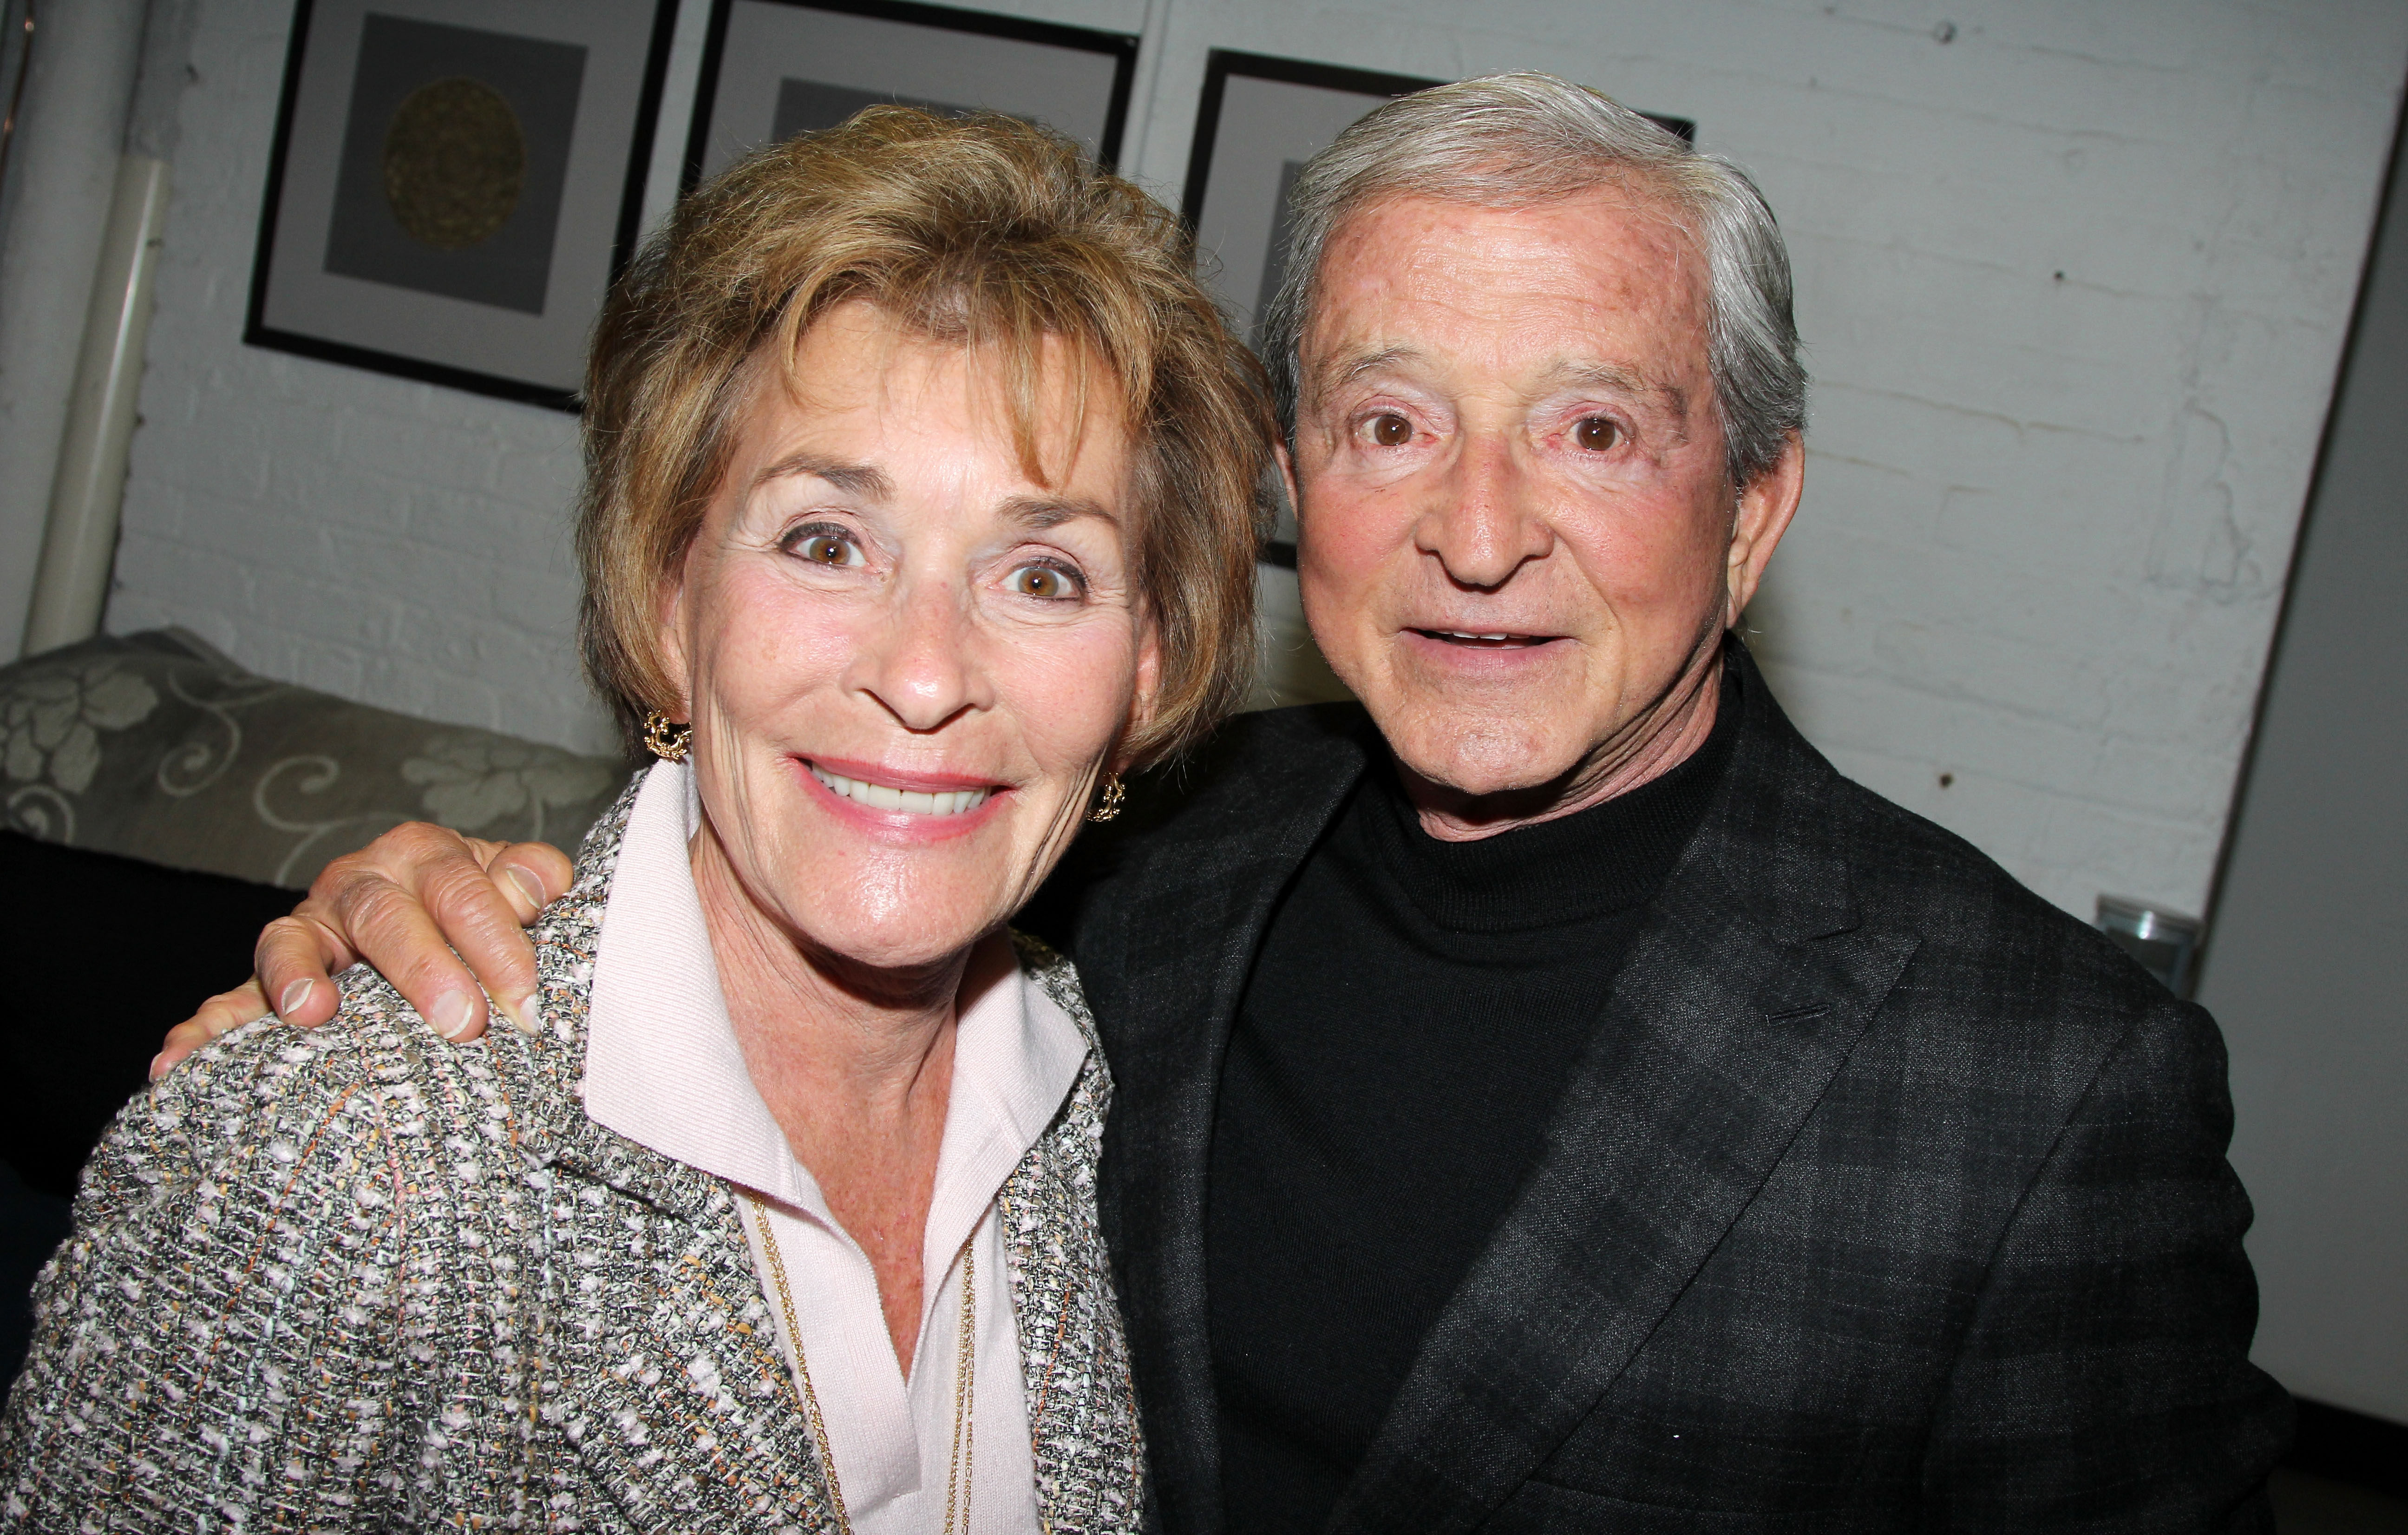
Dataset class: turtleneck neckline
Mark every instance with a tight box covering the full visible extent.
[1356,667,1739,935]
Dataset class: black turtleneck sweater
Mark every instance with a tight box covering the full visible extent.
[1206,683,1738,1532]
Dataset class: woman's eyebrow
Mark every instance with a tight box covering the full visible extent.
[1002,494,1119,530]
[753,451,893,499]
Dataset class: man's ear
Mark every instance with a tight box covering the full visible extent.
[1725,431,1804,626]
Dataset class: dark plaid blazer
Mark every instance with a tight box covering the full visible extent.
[1027,641,2288,1534]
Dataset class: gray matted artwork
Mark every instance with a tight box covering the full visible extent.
[772,79,971,141]
[248,0,674,410]
[1253,158,1309,337]
[687,0,1135,187]
[321,16,587,315]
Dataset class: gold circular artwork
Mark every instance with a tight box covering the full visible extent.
[382,77,526,250]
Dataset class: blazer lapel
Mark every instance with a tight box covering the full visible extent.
[541,1132,844,1533]
[1080,708,1372,1535]
[1330,652,1918,1535]
[499,782,841,1533]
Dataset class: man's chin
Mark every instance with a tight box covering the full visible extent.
[1378,717,1590,804]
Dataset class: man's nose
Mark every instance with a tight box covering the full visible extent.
[1417,432,1552,590]
[844,572,995,732]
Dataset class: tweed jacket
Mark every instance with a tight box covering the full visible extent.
[0,781,1145,1531]
[1027,639,2289,1535]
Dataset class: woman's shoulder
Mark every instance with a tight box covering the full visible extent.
[99,965,561,1222]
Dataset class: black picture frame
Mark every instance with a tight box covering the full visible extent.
[1182,48,1695,566]
[682,0,1140,195]
[244,0,679,413]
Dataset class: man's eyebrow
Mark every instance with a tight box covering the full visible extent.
[1558,362,1691,428]
[1001,494,1119,530]
[1558,361,1654,397]
[1308,349,1688,419]
[1306,344,1425,403]
[752,452,892,499]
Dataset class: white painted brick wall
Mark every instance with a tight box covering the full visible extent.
[106,0,2408,918]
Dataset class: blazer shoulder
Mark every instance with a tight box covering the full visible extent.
[1805,772,2190,1082]
[107,964,553,1224]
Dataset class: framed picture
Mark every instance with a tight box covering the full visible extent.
[245,0,677,412]
[683,0,1140,190]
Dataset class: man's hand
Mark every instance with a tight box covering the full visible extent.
[152,827,574,1078]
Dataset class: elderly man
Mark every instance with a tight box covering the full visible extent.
[165,75,2284,1531]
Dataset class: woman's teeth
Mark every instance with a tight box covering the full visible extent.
[809,764,993,816]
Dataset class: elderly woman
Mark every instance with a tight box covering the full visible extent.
[0,108,1269,1529]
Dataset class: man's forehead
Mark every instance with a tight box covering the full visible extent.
[1301,193,1710,385]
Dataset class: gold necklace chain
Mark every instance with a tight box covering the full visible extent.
[746,1192,978,1535]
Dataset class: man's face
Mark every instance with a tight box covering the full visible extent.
[1292,190,1798,815]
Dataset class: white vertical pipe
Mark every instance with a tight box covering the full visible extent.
[20,150,166,653]
[0,0,147,661]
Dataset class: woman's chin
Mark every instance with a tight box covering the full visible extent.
[801,917,1004,978]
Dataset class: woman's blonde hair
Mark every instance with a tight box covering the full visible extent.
[579,107,1275,765]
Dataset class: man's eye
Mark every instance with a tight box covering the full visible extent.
[1574,416,1620,452]
[791,531,862,566]
[1368,413,1413,447]
[1005,563,1079,600]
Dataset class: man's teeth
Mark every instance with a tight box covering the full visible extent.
[809,765,993,816]
[1433,631,1523,642]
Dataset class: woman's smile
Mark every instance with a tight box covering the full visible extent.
[797,755,1011,842]
[805,761,998,818]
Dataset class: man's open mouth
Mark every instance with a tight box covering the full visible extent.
[1413,630,1559,649]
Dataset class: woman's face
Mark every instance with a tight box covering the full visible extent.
[659,301,1153,972]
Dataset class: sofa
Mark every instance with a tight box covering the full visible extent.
[0,629,632,1382]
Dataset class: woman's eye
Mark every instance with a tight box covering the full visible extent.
[1005,563,1080,600]
[1368,413,1413,447]
[1573,416,1620,452]
[790,531,862,566]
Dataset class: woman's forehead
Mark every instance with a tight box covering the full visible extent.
[736,304,1133,491]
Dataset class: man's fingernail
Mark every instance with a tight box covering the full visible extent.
[278,978,315,1018]
[429,992,476,1040]
[504,865,547,911]
[148,1052,170,1081]
[500,992,542,1036]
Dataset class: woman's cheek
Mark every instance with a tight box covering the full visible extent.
[1001,620,1138,767]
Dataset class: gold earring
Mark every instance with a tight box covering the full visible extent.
[642,712,692,762]
[1087,772,1125,823]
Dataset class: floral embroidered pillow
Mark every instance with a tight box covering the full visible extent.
[0,630,632,889]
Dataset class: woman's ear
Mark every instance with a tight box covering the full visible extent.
[652,566,694,719]
[1113,616,1165,773]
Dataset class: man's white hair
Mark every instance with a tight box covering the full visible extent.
[1257,72,1806,490]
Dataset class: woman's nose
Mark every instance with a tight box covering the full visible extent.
[844,572,996,731]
